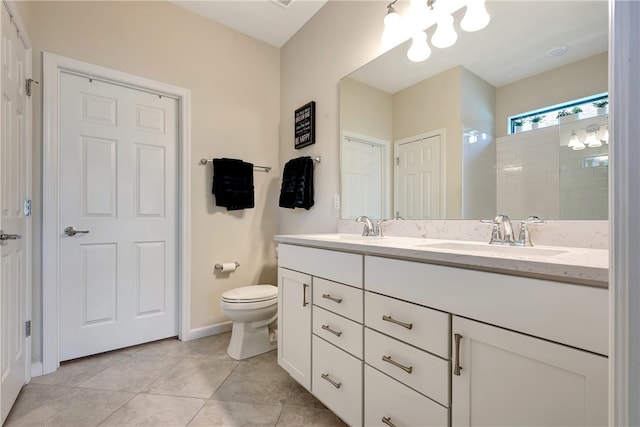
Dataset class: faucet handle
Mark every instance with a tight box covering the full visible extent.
[517,216,545,246]
[525,215,545,224]
[373,219,388,237]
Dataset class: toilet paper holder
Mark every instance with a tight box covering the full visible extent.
[215,261,240,271]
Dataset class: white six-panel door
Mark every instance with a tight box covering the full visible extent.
[341,136,385,219]
[58,72,178,361]
[395,133,443,219]
[0,2,29,422]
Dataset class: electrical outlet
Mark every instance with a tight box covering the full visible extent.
[334,194,340,209]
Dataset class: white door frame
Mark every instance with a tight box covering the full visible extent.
[609,1,639,425]
[41,53,191,374]
[1,0,32,389]
[394,128,446,219]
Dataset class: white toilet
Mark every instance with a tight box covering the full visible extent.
[220,284,278,360]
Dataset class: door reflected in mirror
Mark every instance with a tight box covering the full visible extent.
[339,0,608,220]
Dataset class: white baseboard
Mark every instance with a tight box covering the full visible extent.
[31,362,43,378]
[185,321,232,341]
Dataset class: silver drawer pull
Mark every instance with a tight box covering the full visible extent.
[321,373,342,389]
[382,417,397,427]
[321,324,343,337]
[382,355,413,374]
[382,315,413,330]
[322,293,343,303]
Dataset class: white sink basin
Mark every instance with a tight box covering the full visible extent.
[418,242,567,257]
[295,234,387,241]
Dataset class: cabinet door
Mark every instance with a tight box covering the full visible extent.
[452,317,607,427]
[278,267,312,390]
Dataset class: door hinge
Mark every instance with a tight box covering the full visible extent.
[395,157,400,166]
[26,78,39,97]
[24,199,31,216]
[25,320,31,338]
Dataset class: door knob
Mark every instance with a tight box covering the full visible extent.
[64,226,90,237]
[0,230,22,241]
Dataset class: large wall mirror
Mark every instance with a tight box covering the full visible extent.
[339,0,608,220]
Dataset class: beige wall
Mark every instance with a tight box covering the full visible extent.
[496,52,608,137]
[279,1,384,234]
[18,1,280,363]
[340,78,392,141]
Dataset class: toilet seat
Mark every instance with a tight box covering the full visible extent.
[221,285,277,303]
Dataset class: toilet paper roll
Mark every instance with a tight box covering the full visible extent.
[220,262,237,272]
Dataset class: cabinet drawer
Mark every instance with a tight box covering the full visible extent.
[364,365,449,427]
[278,244,363,288]
[365,291,450,359]
[313,277,363,322]
[312,335,363,427]
[313,306,363,359]
[365,328,449,407]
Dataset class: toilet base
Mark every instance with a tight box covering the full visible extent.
[227,319,277,360]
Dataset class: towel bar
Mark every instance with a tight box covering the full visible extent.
[200,156,321,172]
[200,158,271,172]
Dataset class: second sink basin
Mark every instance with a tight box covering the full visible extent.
[418,242,567,257]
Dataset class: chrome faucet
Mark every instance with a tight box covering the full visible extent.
[484,214,545,246]
[355,216,386,237]
[356,216,374,236]
[489,214,515,245]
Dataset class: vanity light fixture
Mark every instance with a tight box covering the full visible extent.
[567,124,608,150]
[382,0,491,62]
[460,0,491,32]
[585,131,602,148]
[407,31,431,62]
[382,0,402,48]
[432,13,458,48]
[568,131,585,150]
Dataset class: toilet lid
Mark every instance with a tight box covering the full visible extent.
[222,285,277,302]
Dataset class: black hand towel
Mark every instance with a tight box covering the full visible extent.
[279,156,314,210]
[212,158,255,211]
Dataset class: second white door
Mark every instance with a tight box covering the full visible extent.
[395,133,443,219]
[58,72,178,361]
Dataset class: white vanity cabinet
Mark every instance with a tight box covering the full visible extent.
[276,239,609,427]
[277,244,363,425]
[277,267,312,390]
[451,316,608,427]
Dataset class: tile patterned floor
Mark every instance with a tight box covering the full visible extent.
[5,333,348,426]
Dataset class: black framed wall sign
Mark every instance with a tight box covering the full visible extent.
[294,101,315,149]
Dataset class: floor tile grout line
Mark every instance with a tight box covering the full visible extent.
[94,388,139,427]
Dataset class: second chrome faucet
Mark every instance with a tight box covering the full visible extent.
[486,214,545,246]
[355,216,386,237]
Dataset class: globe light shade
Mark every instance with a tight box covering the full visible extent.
[586,132,602,148]
[461,0,490,32]
[407,31,431,62]
[382,9,402,48]
[432,14,458,48]
[568,131,580,149]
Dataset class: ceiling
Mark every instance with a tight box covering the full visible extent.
[170,1,608,93]
[170,0,327,48]
[349,1,608,93]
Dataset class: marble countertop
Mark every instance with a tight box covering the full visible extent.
[275,234,609,288]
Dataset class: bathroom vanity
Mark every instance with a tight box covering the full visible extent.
[275,234,608,427]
